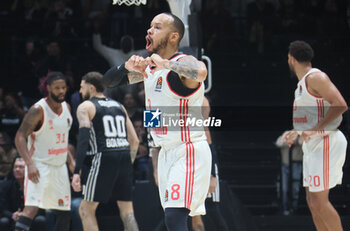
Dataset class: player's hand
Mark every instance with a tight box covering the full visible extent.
[301,130,317,143]
[72,174,82,192]
[208,176,217,194]
[12,209,21,221]
[28,163,40,184]
[125,55,148,76]
[147,54,168,73]
[281,130,298,147]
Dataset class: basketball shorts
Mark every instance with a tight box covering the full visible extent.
[158,141,211,216]
[82,151,133,202]
[25,161,70,210]
[303,130,347,192]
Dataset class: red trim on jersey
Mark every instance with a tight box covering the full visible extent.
[183,100,188,142]
[185,143,189,208]
[45,98,64,116]
[305,77,322,98]
[185,142,195,209]
[180,99,184,142]
[189,142,195,208]
[185,100,191,142]
[323,136,329,190]
[169,54,185,61]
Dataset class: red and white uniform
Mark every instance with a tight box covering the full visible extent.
[144,54,211,216]
[293,68,347,192]
[25,98,72,210]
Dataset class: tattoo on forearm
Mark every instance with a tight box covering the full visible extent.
[128,72,144,84]
[169,60,199,80]
[121,213,139,231]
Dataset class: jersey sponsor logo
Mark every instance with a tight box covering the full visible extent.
[143,109,161,128]
[299,85,302,96]
[293,116,308,123]
[155,77,162,92]
[106,138,129,148]
[48,147,68,155]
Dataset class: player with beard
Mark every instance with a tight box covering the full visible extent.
[14,72,74,231]
[71,72,139,231]
[282,41,348,231]
[102,13,210,231]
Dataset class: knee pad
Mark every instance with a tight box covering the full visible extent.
[15,216,32,231]
[164,208,190,231]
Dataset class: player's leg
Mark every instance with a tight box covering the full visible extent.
[305,188,328,231]
[79,200,99,231]
[307,188,343,231]
[53,210,71,231]
[164,208,190,231]
[192,215,205,231]
[115,151,139,231]
[116,201,139,231]
[15,206,39,231]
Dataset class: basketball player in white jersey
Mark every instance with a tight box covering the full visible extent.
[103,12,210,231]
[282,41,348,231]
[14,72,73,231]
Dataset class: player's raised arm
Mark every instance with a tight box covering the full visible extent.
[15,105,43,184]
[102,55,148,87]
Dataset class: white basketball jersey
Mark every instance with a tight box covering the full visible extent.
[28,98,72,166]
[293,68,342,134]
[144,53,206,147]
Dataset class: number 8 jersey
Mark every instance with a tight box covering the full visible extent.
[87,97,129,155]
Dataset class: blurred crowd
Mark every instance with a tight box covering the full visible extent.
[0,0,350,228]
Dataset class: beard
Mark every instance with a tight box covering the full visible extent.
[288,64,297,79]
[82,91,90,101]
[50,92,65,103]
[152,34,169,54]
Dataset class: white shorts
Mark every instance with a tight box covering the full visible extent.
[303,130,347,192]
[158,141,211,216]
[25,161,71,210]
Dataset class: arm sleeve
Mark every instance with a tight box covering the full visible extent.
[74,127,90,174]
[209,144,219,177]
[102,64,130,88]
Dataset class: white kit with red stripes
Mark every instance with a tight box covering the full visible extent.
[292,68,342,135]
[143,53,211,215]
[292,68,347,192]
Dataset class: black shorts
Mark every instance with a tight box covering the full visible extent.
[82,151,133,203]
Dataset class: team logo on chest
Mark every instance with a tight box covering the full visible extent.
[298,85,303,96]
[155,77,162,92]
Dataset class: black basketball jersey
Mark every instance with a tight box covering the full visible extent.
[87,97,129,154]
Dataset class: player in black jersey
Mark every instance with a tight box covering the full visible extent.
[71,72,139,231]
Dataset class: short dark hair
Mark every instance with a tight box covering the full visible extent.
[164,12,184,45]
[288,40,314,62]
[47,72,65,85]
[82,72,104,92]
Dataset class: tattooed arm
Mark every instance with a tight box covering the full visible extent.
[15,105,43,183]
[149,54,207,84]
[72,101,95,192]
